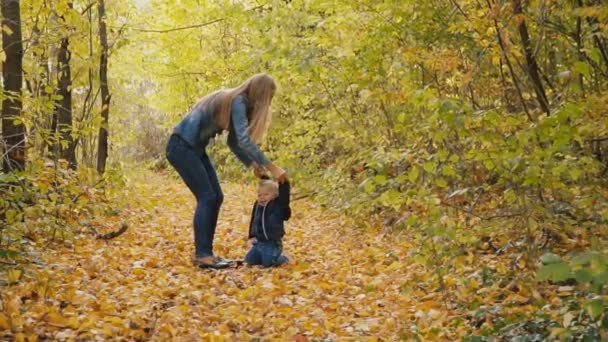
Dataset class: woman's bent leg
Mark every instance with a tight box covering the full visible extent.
[166,135,219,257]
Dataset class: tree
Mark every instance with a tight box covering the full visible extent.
[1,0,26,172]
[96,0,111,174]
[512,0,550,115]
[54,4,77,169]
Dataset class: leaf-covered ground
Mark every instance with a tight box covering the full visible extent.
[1,169,597,340]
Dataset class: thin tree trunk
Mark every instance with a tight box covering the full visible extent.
[513,0,551,115]
[586,0,608,70]
[1,0,26,172]
[56,35,77,169]
[97,0,111,174]
[30,10,54,156]
[79,5,95,167]
[575,0,585,95]
[498,57,516,112]
[487,0,533,122]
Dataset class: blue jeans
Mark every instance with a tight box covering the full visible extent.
[245,240,288,267]
[166,134,223,257]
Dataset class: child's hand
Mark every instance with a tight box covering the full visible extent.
[247,238,257,247]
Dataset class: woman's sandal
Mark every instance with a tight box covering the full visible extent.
[192,256,232,269]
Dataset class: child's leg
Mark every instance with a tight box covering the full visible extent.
[245,244,262,265]
[260,241,288,267]
[275,254,289,266]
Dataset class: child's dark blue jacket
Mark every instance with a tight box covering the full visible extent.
[248,181,291,242]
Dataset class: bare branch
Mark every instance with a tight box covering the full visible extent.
[118,19,224,33]
[113,4,268,34]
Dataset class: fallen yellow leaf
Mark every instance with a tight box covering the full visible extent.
[0,312,11,330]
[385,261,403,272]
[503,293,529,304]
[418,300,442,310]
[7,268,23,284]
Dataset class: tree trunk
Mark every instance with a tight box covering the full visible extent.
[586,0,608,71]
[575,0,585,94]
[487,0,533,121]
[79,5,96,167]
[512,0,551,115]
[97,0,111,174]
[55,34,77,169]
[1,0,26,172]
[30,10,54,156]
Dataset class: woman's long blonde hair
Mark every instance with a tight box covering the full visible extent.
[195,73,276,144]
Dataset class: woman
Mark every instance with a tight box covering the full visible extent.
[166,73,287,269]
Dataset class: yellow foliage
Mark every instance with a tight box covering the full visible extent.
[0,313,10,330]
[7,269,23,284]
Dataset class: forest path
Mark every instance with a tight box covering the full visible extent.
[2,169,442,340]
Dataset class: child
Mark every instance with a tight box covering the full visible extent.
[245,177,291,267]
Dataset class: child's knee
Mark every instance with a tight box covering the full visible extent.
[245,257,260,265]
[261,254,287,267]
[261,254,275,267]
[276,255,289,265]
[245,249,261,265]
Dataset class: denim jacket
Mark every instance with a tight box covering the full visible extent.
[172,95,270,166]
[248,181,291,242]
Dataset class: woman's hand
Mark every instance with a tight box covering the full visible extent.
[251,162,267,179]
[275,170,288,183]
[267,163,287,183]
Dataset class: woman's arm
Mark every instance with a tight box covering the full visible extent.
[227,131,254,166]
[228,96,287,180]
[227,96,270,166]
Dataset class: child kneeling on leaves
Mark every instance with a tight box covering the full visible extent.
[245,177,290,267]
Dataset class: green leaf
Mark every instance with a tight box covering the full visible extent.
[463,337,483,342]
[593,271,608,286]
[435,177,448,188]
[540,252,562,265]
[373,174,388,186]
[423,161,436,174]
[571,253,595,266]
[569,168,582,181]
[585,299,604,320]
[574,62,591,78]
[5,209,17,223]
[482,159,494,170]
[602,312,608,329]
[589,48,601,65]
[380,189,402,210]
[405,214,418,226]
[0,249,19,258]
[359,177,376,193]
[574,269,593,283]
[442,165,456,177]
[437,149,449,161]
[538,262,571,281]
[408,167,419,183]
